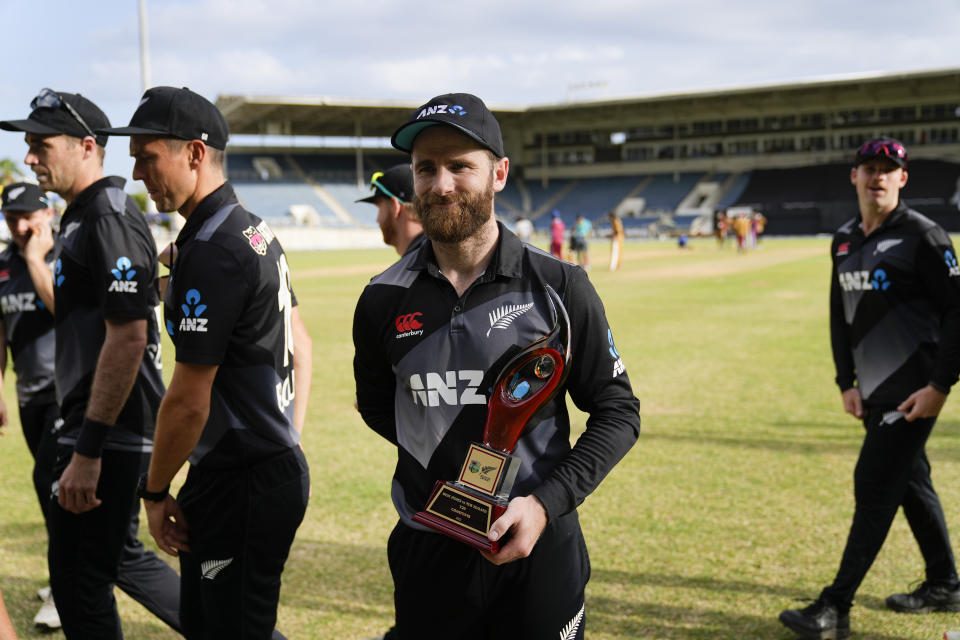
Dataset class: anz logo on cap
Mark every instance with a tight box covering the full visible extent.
[416,104,468,120]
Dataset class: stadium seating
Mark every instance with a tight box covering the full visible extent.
[226,149,960,236]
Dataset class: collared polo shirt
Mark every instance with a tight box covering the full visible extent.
[53,176,164,451]
[0,243,55,406]
[164,182,300,468]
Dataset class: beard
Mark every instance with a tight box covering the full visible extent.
[415,179,495,244]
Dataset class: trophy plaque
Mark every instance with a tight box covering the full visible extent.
[413,286,571,553]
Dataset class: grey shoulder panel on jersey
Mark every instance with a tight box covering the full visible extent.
[103,186,130,216]
[196,203,240,242]
[369,252,421,289]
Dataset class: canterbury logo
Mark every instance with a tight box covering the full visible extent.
[487,302,534,337]
[560,604,585,639]
[396,312,423,333]
[201,558,233,580]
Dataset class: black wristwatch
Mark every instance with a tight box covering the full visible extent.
[136,473,170,503]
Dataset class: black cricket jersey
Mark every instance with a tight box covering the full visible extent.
[164,182,300,468]
[830,202,960,405]
[353,223,641,527]
[54,176,164,451]
[0,243,55,406]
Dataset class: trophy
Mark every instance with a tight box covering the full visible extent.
[413,285,572,553]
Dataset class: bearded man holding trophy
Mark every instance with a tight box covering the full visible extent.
[353,92,641,640]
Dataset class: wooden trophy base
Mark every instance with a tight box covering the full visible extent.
[413,480,508,553]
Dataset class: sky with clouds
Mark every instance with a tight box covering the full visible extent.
[3,0,958,188]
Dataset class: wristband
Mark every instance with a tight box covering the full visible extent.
[136,473,170,503]
[74,418,111,458]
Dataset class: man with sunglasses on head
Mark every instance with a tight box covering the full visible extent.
[0,89,181,639]
[780,137,960,638]
[101,86,311,640]
[357,164,425,257]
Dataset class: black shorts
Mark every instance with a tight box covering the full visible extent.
[570,236,586,252]
[388,509,589,640]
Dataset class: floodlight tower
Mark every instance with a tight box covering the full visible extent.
[138,0,151,93]
[138,0,159,214]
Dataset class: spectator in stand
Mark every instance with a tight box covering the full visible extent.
[513,215,533,244]
[608,212,625,271]
[570,215,592,270]
[549,210,565,259]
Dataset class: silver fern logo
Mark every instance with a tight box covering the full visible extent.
[487,302,534,337]
[559,604,585,639]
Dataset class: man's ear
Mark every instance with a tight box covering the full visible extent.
[187,140,207,169]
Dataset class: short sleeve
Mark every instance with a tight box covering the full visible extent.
[167,242,249,365]
[90,213,158,319]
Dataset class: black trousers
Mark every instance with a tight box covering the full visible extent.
[20,401,59,522]
[48,446,182,639]
[387,509,590,640]
[821,407,958,612]
[177,446,309,640]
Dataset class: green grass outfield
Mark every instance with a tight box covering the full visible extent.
[3,235,960,639]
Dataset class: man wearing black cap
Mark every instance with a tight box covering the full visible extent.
[100,86,312,640]
[0,181,60,629]
[353,93,640,639]
[780,137,960,638]
[357,164,424,256]
[0,89,181,639]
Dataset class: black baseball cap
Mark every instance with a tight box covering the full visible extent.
[392,93,504,158]
[854,136,908,168]
[1,182,50,213]
[357,164,414,204]
[0,89,110,146]
[98,86,229,150]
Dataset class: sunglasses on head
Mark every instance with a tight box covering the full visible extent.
[369,171,400,200]
[31,88,96,139]
[856,139,907,163]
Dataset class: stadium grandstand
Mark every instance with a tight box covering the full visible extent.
[215,68,960,246]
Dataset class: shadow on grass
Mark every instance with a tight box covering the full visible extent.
[589,571,920,640]
[589,596,917,640]
[592,567,804,598]
[641,428,864,456]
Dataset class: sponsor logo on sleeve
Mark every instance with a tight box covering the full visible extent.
[609,329,625,377]
[107,256,138,293]
[946,250,960,277]
[178,288,208,333]
[836,242,850,257]
[54,259,64,287]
